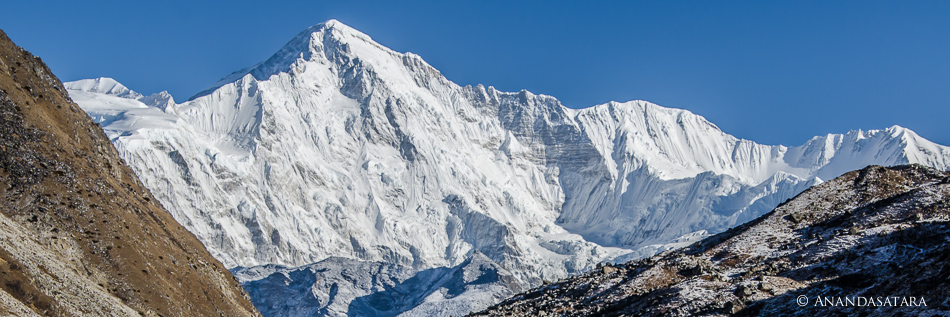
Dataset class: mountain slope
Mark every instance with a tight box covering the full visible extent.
[65,20,950,316]
[475,164,950,316]
[0,29,260,316]
[233,252,523,317]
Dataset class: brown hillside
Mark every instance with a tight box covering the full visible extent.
[0,29,260,316]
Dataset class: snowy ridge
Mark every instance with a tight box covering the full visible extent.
[66,20,950,316]
[66,77,143,99]
[66,77,176,110]
[786,126,950,180]
[560,102,950,249]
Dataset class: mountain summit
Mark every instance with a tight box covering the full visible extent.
[66,20,950,316]
[190,19,397,101]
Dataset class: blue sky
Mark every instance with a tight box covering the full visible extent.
[2,1,948,146]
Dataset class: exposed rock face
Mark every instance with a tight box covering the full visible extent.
[0,29,260,316]
[475,164,950,316]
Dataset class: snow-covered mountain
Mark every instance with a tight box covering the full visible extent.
[66,20,950,316]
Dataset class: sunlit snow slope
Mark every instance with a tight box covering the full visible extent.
[66,20,950,314]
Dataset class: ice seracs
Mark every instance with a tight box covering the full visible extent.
[66,19,950,316]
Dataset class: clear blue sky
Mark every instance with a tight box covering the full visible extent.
[2,1,948,146]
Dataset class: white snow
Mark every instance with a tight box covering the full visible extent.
[66,19,950,316]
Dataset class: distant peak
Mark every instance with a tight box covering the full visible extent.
[66,78,176,110]
[64,77,142,100]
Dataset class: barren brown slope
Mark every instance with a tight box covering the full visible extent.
[0,30,260,316]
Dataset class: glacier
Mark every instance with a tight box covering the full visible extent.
[66,19,950,316]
